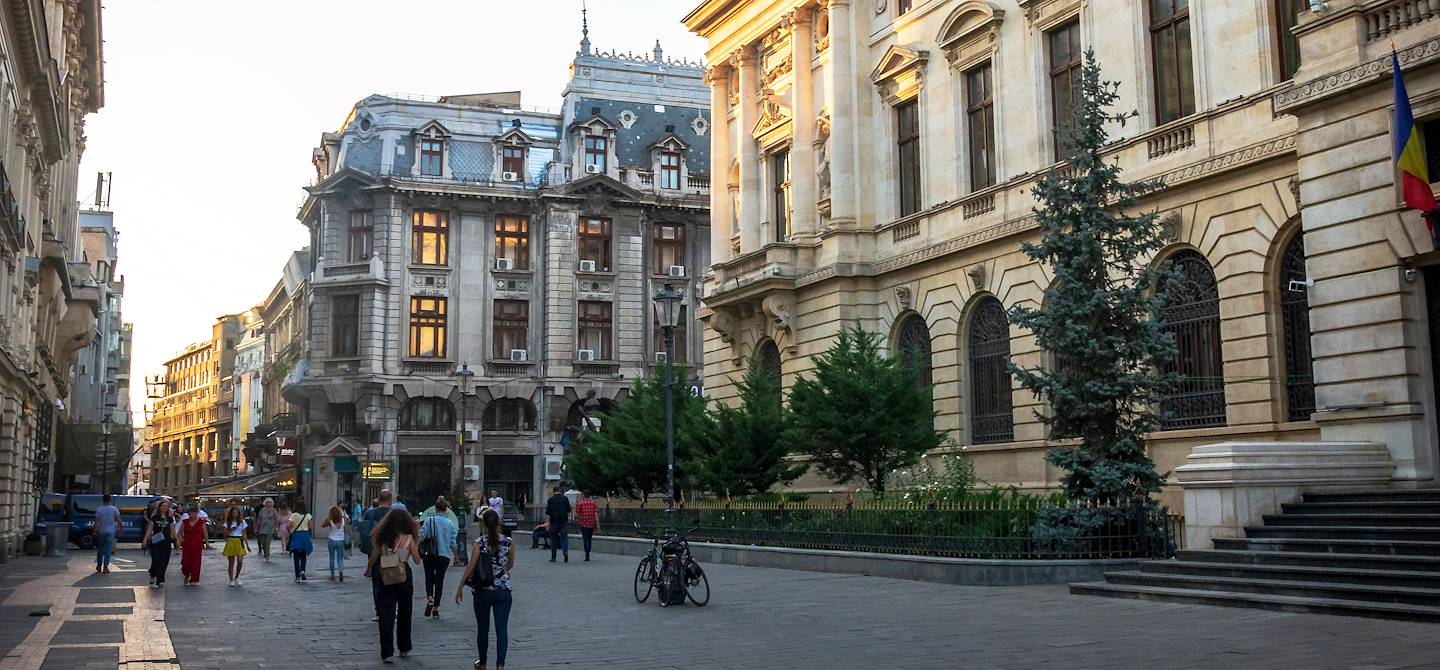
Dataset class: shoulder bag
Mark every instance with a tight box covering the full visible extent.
[286,515,310,552]
[466,537,501,590]
[379,535,410,585]
[419,516,438,560]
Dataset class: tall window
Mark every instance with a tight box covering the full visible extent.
[1279,235,1314,421]
[896,100,922,217]
[758,339,782,407]
[654,305,688,364]
[659,152,682,190]
[399,398,454,431]
[1151,0,1195,124]
[584,136,608,173]
[347,211,372,262]
[501,145,526,176]
[332,295,359,357]
[493,299,529,359]
[484,399,536,432]
[408,296,447,358]
[896,314,933,389]
[969,297,1012,444]
[966,63,996,191]
[419,138,444,176]
[1049,20,1083,155]
[771,149,791,242]
[579,217,612,272]
[495,215,529,270]
[897,0,913,14]
[654,223,685,275]
[411,210,448,266]
[578,301,613,359]
[1275,0,1304,81]
[1158,250,1226,429]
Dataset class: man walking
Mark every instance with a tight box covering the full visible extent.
[575,490,599,561]
[544,485,571,563]
[487,488,504,512]
[365,490,399,621]
[94,494,120,574]
[255,498,278,562]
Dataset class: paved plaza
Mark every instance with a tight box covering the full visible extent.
[0,544,1436,668]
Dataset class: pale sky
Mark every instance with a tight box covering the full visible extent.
[78,0,707,421]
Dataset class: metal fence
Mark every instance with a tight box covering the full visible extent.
[580,498,1172,560]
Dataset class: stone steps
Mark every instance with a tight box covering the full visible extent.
[1260,513,1440,527]
[1212,536,1440,556]
[1282,501,1440,515]
[1139,559,1440,589]
[1176,549,1440,572]
[1069,582,1440,622]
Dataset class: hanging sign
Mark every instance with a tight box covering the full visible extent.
[362,461,394,481]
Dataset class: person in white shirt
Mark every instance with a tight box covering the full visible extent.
[487,489,505,513]
[221,506,249,587]
[321,505,349,582]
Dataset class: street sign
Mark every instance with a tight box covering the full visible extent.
[362,461,393,480]
[302,462,314,475]
[687,380,704,397]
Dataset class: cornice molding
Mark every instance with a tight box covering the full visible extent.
[1273,36,1440,113]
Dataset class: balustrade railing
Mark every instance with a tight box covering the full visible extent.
[891,219,920,242]
[961,193,996,219]
[1147,124,1195,159]
[1365,0,1438,42]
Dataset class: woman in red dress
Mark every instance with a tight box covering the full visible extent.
[179,503,208,585]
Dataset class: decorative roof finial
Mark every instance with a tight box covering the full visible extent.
[579,0,592,55]
[653,40,664,63]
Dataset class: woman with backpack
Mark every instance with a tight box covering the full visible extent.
[365,507,421,663]
[419,498,458,619]
[287,503,314,582]
[455,508,515,670]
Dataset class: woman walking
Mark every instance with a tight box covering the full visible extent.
[276,502,292,553]
[222,506,249,587]
[419,498,458,619]
[287,503,314,582]
[142,499,176,588]
[177,503,207,586]
[366,507,420,663]
[255,498,278,562]
[456,508,515,670]
[321,505,348,582]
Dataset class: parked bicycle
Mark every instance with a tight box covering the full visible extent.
[632,524,709,607]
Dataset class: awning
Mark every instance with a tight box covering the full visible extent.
[194,468,297,497]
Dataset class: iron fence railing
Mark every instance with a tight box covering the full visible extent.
[575,498,1172,560]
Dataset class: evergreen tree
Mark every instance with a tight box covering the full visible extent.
[1007,50,1176,503]
[786,325,946,495]
[564,366,711,501]
[688,352,806,498]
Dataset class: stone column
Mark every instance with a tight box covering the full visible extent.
[824,0,856,227]
[735,46,762,254]
[705,63,733,265]
[788,6,818,242]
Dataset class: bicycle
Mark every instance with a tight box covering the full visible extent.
[632,524,709,607]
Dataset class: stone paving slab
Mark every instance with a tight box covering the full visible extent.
[152,544,1440,669]
[36,646,116,670]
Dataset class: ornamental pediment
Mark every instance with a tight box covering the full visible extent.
[938,1,1004,69]
[648,133,689,153]
[414,120,452,139]
[495,126,534,146]
[871,44,928,105]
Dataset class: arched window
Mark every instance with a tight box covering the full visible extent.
[895,313,933,387]
[758,339,782,408]
[1159,250,1226,429]
[398,398,454,431]
[968,297,1013,444]
[566,396,614,433]
[483,398,537,432]
[1279,235,1314,421]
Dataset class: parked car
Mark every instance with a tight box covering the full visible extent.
[34,493,173,549]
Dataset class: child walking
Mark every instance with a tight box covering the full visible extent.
[222,506,249,587]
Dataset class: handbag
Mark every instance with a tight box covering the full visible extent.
[419,516,438,560]
[467,537,501,590]
[286,515,310,552]
[379,536,409,586]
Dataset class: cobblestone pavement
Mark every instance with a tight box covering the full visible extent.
[7,544,1440,669]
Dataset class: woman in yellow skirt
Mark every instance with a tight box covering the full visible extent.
[222,506,249,587]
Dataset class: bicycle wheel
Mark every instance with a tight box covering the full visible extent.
[658,556,683,606]
[685,559,710,607]
[633,555,654,603]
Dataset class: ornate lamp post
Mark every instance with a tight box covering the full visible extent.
[651,283,682,526]
[101,414,112,494]
[454,363,475,502]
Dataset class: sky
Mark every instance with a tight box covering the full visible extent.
[78,0,708,422]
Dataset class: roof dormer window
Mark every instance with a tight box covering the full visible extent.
[584,136,608,174]
[502,145,526,177]
[420,138,444,176]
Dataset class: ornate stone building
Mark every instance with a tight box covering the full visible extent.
[147,315,242,501]
[0,0,104,556]
[685,0,1440,527]
[289,32,711,510]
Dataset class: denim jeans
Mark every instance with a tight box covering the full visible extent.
[580,526,594,558]
[549,524,569,560]
[292,549,308,578]
[472,588,513,666]
[95,532,115,569]
[328,538,345,577]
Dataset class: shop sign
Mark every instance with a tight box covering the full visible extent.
[362,461,393,480]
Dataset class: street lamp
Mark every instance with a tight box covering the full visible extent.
[651,283,682,525]
[101,414,112,495]
[454,363,475,504]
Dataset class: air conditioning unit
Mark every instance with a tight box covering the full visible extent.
[668,265,686,278]
[578,259,597,273]
[655,351,668,364]
[464,429,481,442]
[509,348,528,362]
[501,171,519,182]
[495,258,513,271]
[577,349,597,362]
[584,164,602,174]
[463,464,481,481]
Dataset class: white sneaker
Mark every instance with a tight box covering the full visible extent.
[234,578,243,587]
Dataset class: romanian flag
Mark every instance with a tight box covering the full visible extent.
[1394,52,1437,224]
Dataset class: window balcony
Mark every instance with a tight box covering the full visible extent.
[705,243,800,305]
[313,254,386,286]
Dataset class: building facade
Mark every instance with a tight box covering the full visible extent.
[147,315,242,500]
[228,308,264,475]
[0,0,104,556]
[290,33,711,511]
[685,0,1440,521]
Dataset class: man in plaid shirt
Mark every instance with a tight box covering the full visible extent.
[574,490,600,561]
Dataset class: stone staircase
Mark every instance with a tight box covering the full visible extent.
[1071,489,1440,621]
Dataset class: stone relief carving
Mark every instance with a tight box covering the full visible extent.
[762,294,797,350]
[875,0,887,15]
[894,286,912,312]
[814,6,831,52]
[710,307,738,344]
[966,264,987,291]
[815,112,832,202]
[1159,213,1182,244]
